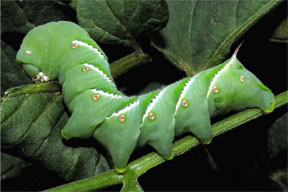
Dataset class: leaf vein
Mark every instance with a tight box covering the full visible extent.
[203,0,280,70]
[106,0,131,38]
[31,100,65,158]
[8,95,58,147]
[1,95,30,124]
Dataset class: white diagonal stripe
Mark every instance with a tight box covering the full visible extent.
[109,100,140,119]
[92,89,122,99]
[206,57,235,98]
[72,40,104,59]
[83,63,113,84]
[142,88,166,122]
[174,77,195,113]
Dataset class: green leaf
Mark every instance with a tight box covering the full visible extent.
[269,168,287,191]
[152,0,281,76]
[1,82,110,181]
[20,0,74,27]
[1,0,33,34]
[1,41,32,95]
[1,152,30,180]
[270,17,288,43]
[1,0,74,34]
[267,113,288,159]
[76,0,168,48]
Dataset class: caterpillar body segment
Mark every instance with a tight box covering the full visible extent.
[63,90,136,139]
[61,63,121,104]
[16,21,275,173]
[59,44,112,84]
[137,78,189,159]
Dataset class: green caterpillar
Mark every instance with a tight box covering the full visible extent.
[16,21,275,173]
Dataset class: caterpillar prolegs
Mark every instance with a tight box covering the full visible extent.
[16,21,275,173]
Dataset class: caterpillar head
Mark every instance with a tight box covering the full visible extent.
[16,26,50,82]
[16,21,107,82]
[208,54,275,115]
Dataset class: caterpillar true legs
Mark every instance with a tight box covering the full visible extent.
[16,21,275,173]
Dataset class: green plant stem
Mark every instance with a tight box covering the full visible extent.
[44,91,288,192]
[3,81,60,98]
[46,171,123,192]
[110,51,152,78]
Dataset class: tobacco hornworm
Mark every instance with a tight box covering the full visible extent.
[16,21,275,173]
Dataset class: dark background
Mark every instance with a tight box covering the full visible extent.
[1,0,287,191]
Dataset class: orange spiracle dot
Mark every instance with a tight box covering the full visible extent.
[149,112,155,120]
[82,67,90,72]
[240,75,244,82]
[72,43,78,49]
[92,94,100,101]
[119,114,126,122]
[213,86,219,93]
[26,50,32,54]
[182,100,188,107]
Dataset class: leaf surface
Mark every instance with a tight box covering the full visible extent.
[270,17,288,43]
[1,152,30,180]
[76,0,168,48]
[1,41,32,95]
[1,82,110,181]
[1,0,74,34]
[152,0,281,75]
[267,113,288,159]
[1,0,33,34]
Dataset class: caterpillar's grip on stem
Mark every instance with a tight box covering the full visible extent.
[16,21,275,173]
